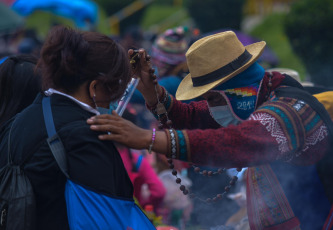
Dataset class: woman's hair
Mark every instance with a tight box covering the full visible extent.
[0,54,41,126]
[37,25,131,101]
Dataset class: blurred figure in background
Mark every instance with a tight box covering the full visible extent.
[120,25,144,51]
[118,106,166,215]
[155,153,193,229]
[131,26,189,104]
[151,27,189,82]
[17,29,42,56]
[0,54,41,126]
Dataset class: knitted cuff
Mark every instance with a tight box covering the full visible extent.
[164,129,190,161]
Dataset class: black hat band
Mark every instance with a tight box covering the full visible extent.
[191,50,253,87]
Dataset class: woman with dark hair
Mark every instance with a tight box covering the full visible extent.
[0,54,41,126]
[0,26,155,229]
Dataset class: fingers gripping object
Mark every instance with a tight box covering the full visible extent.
[130,50,140,69]
[129,49,151,69]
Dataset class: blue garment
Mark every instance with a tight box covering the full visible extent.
[214,62,265,90]
[0,56,8,65]
[224,82,260,120]
[214,62,264,120]
[12,0,98,28]
[65,180,155,230]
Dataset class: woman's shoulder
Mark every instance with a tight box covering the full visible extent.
[59,120,117,151]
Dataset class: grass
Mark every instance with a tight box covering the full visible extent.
[249,12,307,80]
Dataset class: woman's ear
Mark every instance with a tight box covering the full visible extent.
[89,80,98,99]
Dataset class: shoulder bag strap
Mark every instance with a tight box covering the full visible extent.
[42,96,69,178]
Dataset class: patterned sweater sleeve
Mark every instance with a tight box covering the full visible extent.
[163,97,330,168]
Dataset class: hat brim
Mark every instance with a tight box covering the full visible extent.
[176,41,266,101]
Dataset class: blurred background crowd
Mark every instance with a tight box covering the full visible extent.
[1,0,332,229]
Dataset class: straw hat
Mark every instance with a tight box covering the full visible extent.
[176,31,266,100]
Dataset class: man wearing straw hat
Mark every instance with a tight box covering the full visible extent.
[87,31,332,229]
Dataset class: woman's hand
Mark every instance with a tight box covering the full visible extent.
[87,111,152,150]
[128,49,163,106]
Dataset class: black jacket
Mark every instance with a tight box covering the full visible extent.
[0,93,133,230]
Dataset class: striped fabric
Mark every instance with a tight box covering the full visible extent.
[255,96,324,162]
[247,165,301,230]
[224,85,259,97]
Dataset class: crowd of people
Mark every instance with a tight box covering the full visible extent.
[0,23,332,230]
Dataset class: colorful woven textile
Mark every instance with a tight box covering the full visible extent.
[247,165,300,230]
[151,27,188,77]
[224,83,260,120]
[147,71,331,229]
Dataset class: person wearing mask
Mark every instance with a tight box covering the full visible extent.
[0,25,155,230]
[87,31,332,229]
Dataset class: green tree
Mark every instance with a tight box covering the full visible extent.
[185,0,246,33]
[285,0,333,86]
[94,0,147,35]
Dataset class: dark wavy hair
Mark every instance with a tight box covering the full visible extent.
[37,26,131,102]
[0,54,41,126]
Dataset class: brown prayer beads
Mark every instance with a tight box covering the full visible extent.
[149,66,241,203]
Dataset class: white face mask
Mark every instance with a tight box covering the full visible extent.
[209,105,240,127]
[96,101,118,115]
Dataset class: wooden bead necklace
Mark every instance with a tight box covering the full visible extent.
[148,64,242,203]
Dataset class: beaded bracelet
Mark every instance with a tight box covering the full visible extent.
[148,128,156,154]
[169,129,176,158]
[146,63,241,203]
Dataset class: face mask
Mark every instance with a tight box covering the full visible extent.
[209,105,240,127]
[97,101,119,115]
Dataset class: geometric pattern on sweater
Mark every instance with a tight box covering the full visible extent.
[249,112,290,157]
[296,125,328,158]
[150,73,328,167]
[255,97,326,162]
[257,104,301,153]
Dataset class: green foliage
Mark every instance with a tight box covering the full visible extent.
[94,0,147,35]
[250,13,306,80]
[141,4,188,32]
[185,0,246,33]
[24,9,110,38]
[25,11,75,38]
[284,0,333,86]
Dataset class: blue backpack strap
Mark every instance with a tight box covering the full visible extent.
[135,155,143,172]
[42,96,69,178]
